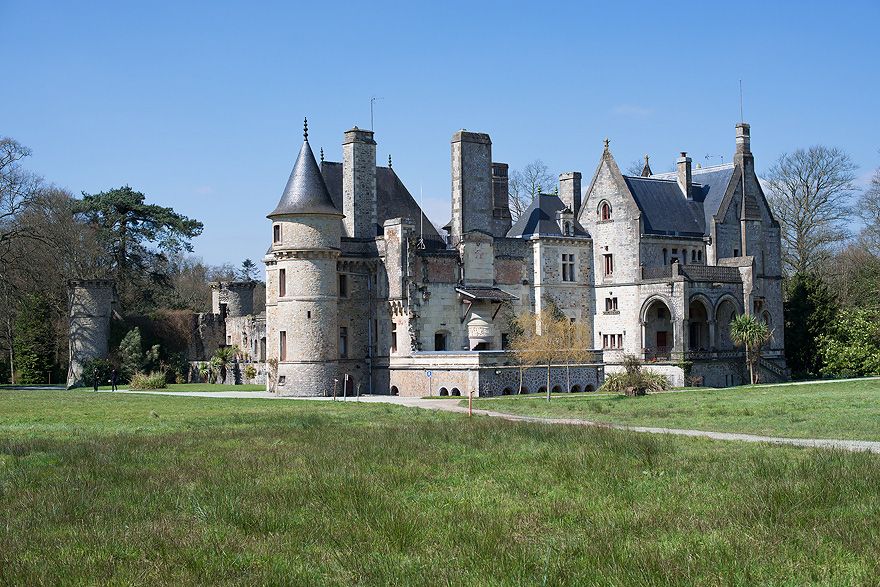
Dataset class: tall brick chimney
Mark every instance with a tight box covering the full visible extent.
[558,172,582,217]
[451,130,492,241]
[491,162,511,237]
[342,127,377,238]
[677,152,692,199]
[734,122,754,173]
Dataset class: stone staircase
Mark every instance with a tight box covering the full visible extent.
[758,357,789,383]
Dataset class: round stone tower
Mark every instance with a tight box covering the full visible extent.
[211,281,256,319]
[66,279,115,388]
[264,119,343,396]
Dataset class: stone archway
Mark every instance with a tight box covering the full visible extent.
[642,297,674,359]
[715,297,740,350]
[688,297,711,351]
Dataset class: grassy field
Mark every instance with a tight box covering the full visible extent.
[2,389,880,585]
[471,379,880,441]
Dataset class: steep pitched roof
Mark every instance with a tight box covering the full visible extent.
[320,162,443,242]
[268,139,341,218]
[506,193,590,238]
[623,177,706,236]
[651,163,736,230]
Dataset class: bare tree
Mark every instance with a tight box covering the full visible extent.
[624,159,645,176]
[509,160,555,222]
[0,138,42,263]
[857,162,880,255]
[764,146,857,275]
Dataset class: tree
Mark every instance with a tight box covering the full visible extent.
[729,314,772,384]
[0,137,42,263]
[118,327,160,380]
[817,309,880,378]
[764,146,857,276]
[509,306,569,402]
[73,186,204,312]
[857,162,880,255]
[12,294,56,384]
[239,259,257,281]
[509,160,555,222]
[824,245,880,312]
[784,272,839,378]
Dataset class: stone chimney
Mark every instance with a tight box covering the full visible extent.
[734,122,754,173]
[677,152,692,199]
[451,130,492,241]
[491,162,512,237]
[342,127,377,238]
[558,172,582,218]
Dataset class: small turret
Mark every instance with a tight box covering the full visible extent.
[265,118,342,397]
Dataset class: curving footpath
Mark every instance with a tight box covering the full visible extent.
[82,389,880,454]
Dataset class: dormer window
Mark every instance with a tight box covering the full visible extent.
[599,201,612,221]
[563,221,572,236]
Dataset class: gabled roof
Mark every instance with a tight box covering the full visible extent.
[268,139,341,218]
[506,193,590,238]
[623,177,706,236]
[321,162,443,243]
[652,164,737,229]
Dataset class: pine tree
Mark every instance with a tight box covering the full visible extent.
[12,294,56,384]
[118,327,145,379]
[784,272,839,377]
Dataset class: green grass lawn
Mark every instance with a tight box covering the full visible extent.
[2,389,880,585]
[471,379,880,441]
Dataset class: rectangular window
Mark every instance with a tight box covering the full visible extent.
[691,250,697,262]
[339,327,348,358]
[278,268,286,297]
[501,333,510,349]
[391,322,397,353]
[561,253,575,282]
[603,254,614,276]
[339,274,348,298]
[279,331,287,361]
[605,297,618,312]
[603,334,623,349]
[733,248,740,257]
[273,224,281,243]
[434,332,447,351]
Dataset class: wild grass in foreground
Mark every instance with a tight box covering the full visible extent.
[472,379,880,441]
[1,389,879,585]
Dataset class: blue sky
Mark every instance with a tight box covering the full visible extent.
[3,0,879,267]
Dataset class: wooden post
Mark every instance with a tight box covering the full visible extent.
[468,389,473,417]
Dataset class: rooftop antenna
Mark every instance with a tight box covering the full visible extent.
[370,96,383,131]
[739,79,744,123]
[417,183,426,249]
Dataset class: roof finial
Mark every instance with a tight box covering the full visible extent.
[644,154,649,164]
[388,154,392,168]
[303,117,309,141]
[641,154,653,177]
[320,147,324,163]
[603,137,610,150]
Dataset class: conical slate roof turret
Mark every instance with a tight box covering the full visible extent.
[268,119,342,218]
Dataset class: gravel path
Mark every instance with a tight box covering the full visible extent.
[83,388,880,454]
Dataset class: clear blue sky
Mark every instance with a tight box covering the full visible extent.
[4,1,879,267]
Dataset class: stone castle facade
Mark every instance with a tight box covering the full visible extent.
[65,120,787,394]
[258,119,786,396]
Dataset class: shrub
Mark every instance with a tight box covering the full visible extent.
[244,364,257,382]
[129,372,168,390]
[599,354,670,396]
[80,358,114,388]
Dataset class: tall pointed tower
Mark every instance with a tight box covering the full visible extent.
[265,119,343,396]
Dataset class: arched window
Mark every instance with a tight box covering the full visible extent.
[571,385,582,393]
[564,221,572,235]
[519,386,529,394]
[439,387,449,396]
[538,386,547,395]
[390,385,399,396]
[451,388,461,396]
[551,385,562,393]
[599,201,612,221]
[585,384,595,392]
[502,387,512,395]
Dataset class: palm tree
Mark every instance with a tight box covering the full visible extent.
[729,314,772,384]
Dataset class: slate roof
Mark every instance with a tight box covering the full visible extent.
[651,164,736,230]
[455,286,517,302]
[321,162,443,243]
[506,193,590,238]
[268,139,341,218]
